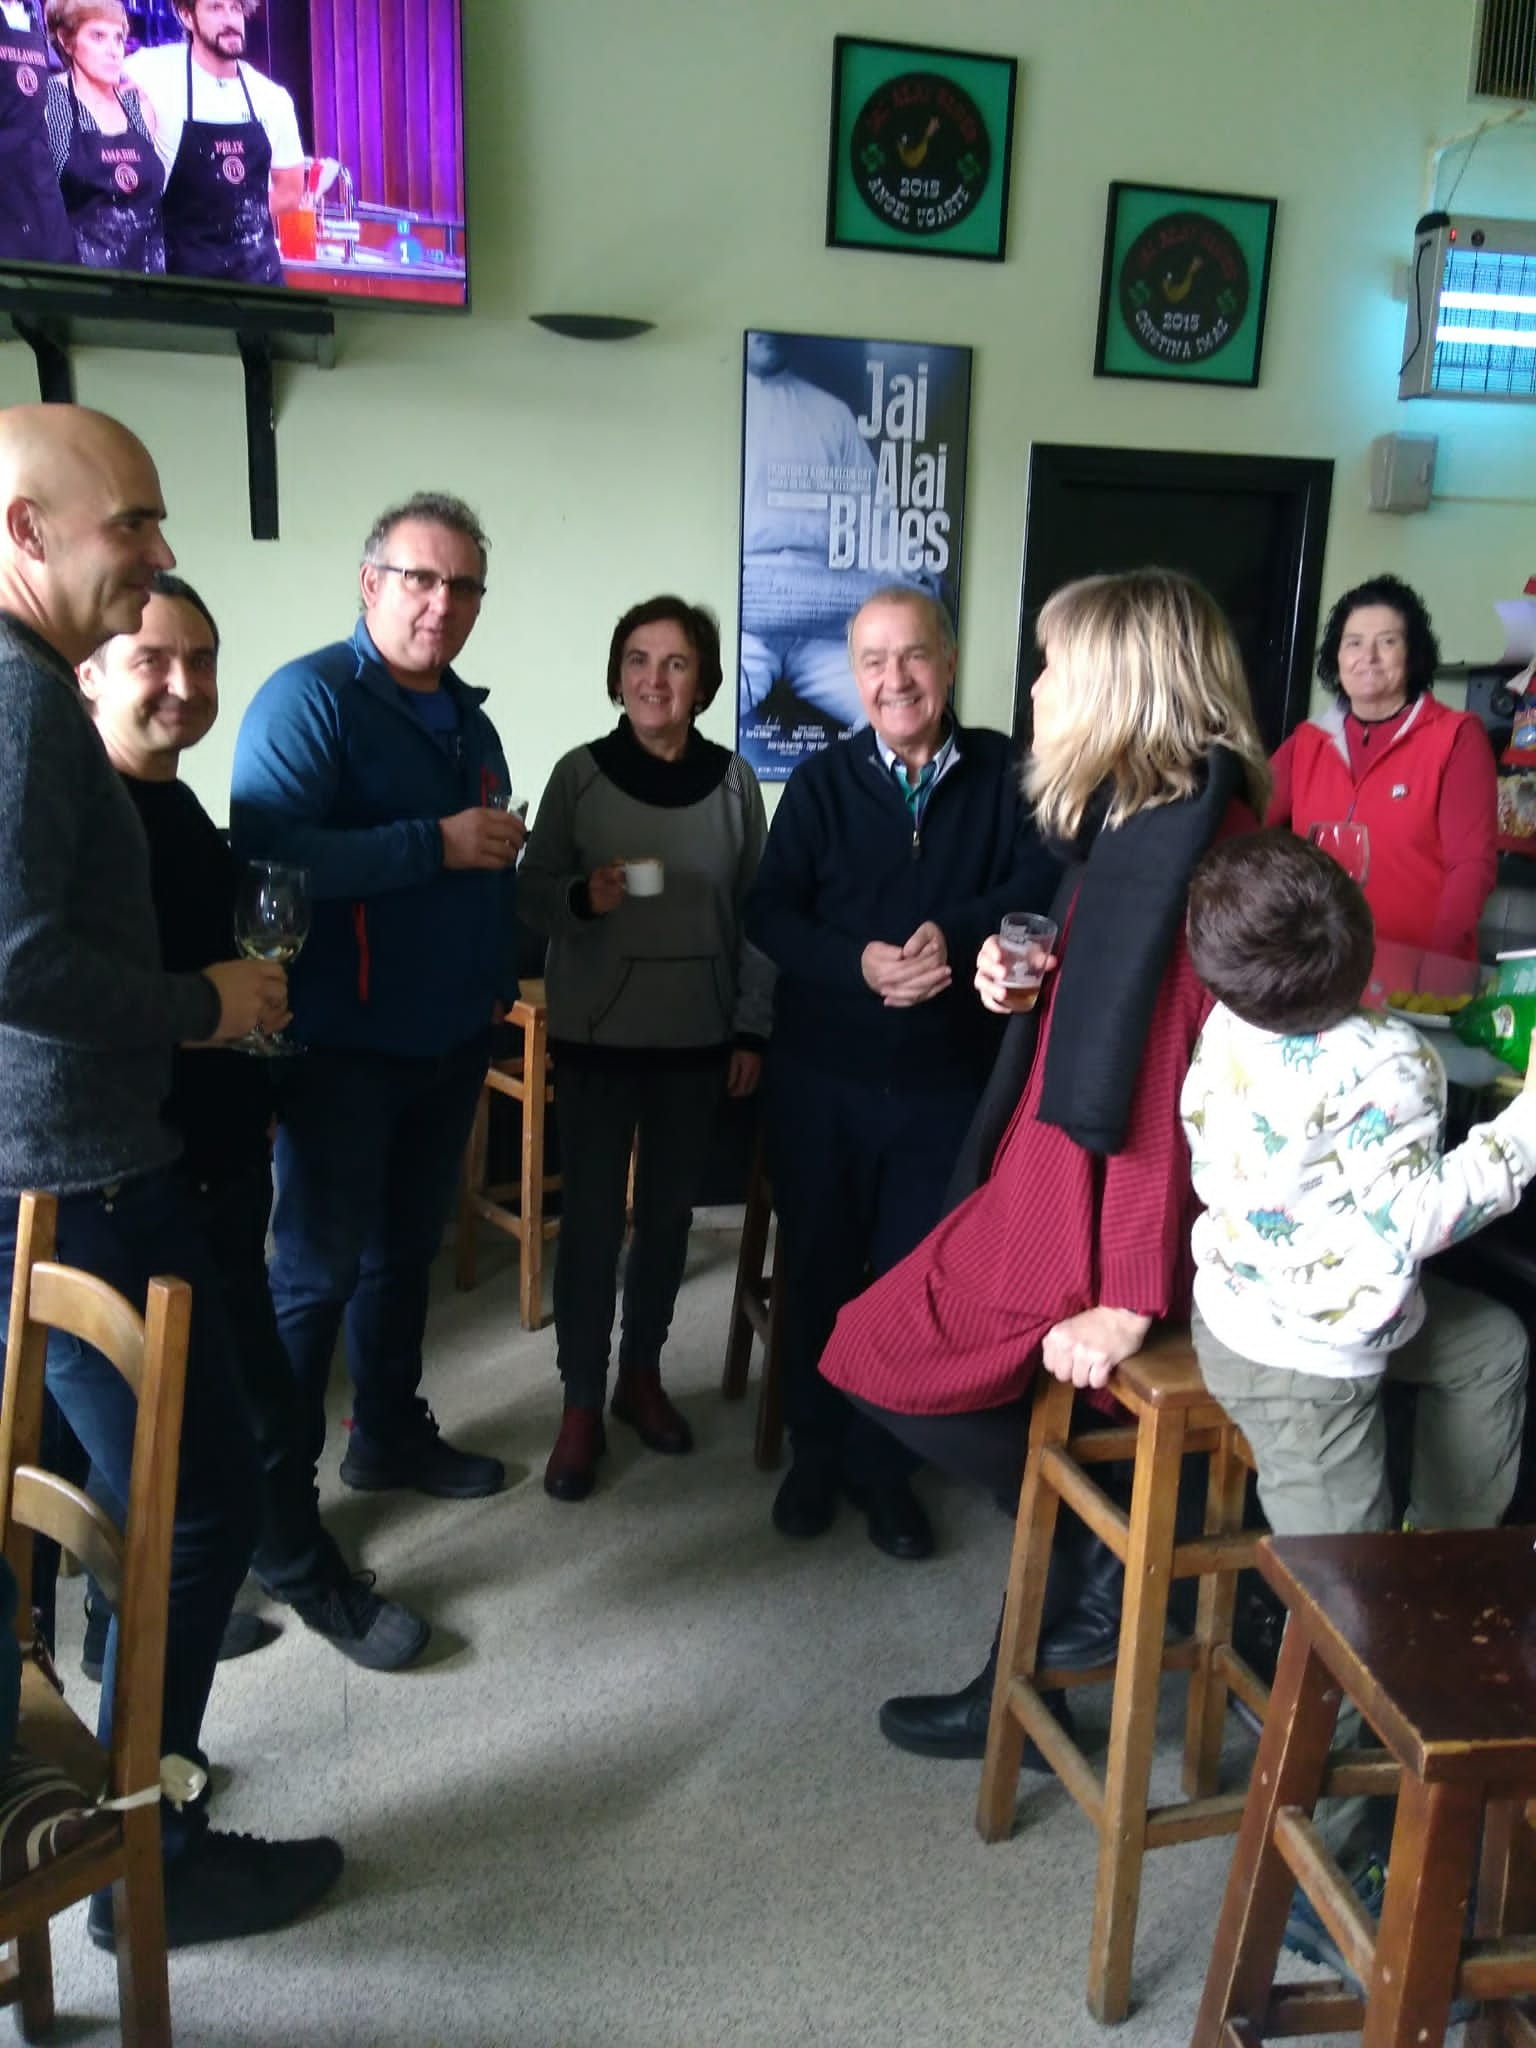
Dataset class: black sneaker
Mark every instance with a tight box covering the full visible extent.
[288,1572,431,1672]
[339,1417,504,1500]
[183,1744,212,1813]
[81,1590,109,1683]
[1283,1856,1477,2025]
[87,1829,344,1951]
[214,1610,283,1663]
[82,1595,279,1684]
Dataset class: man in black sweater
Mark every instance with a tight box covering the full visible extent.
[0,401,341,1946]
[79,571,431,1672]
[746,587,1060,1557]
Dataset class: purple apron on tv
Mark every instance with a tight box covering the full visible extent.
[59,80,165,274]
[161,41,281,286]
[0,1,73,265]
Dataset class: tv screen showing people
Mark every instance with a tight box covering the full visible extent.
[1,0,468,307]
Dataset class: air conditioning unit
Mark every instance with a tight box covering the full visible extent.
[1472,0,1536,104]
[1399,212,1536,401]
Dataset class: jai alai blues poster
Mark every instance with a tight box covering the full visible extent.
[737,329,972,781]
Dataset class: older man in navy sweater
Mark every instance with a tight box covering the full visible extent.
[746,587,1060,1557]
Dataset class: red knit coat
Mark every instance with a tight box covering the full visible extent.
[819,906,1214,1417]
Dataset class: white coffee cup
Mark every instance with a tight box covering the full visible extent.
[624,858,665,897]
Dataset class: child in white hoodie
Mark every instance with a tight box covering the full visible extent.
[1182,827,1536,1537]
[1181,827,1536,1970]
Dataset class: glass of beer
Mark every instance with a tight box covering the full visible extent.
[996,912,1058,1012]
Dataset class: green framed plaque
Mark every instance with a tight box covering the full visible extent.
[826,36,1018,263]
[1094,182,1278,388]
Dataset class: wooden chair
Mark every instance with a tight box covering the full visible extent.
[456,991,559,1330]
[977,1326,1276,2023]
[719,1134,784,1470]
[1194,1526,1536,2048]
[0,1191,192,2046]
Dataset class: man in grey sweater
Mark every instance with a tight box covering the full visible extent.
[0,403,343,1947]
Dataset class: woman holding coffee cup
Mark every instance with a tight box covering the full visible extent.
[519,595,774,1502]
[815,569,1271,1761]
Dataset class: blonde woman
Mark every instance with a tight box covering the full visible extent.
[818,567,1270,1760]
[44,0,165,273]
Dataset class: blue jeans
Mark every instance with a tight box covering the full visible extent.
[270,1034,491,1464]
[0,1168,263,1856]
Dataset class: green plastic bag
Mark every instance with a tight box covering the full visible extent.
[1451,990,1536,1074]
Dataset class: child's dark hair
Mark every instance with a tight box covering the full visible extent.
[1186,829,1375,1035]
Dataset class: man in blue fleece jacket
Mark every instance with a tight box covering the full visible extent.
[231,491,523,1504]
[746,587,1060,1558]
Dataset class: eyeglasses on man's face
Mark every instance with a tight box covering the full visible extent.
[374,564,487,604]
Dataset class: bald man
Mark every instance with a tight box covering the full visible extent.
[0,404,343,1948]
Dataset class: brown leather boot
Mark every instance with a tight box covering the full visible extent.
[610,1368,693,1454]
[543,1407,606,1501]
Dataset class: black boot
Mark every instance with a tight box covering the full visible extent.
[878,1586,1077,1764]
[878,1663,1074,1763]
[1036,1453,1208,1670]
[1036,1514,1125,1669]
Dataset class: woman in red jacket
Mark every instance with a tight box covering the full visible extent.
[817,568,1269,1760]
[1268,574,1496,961]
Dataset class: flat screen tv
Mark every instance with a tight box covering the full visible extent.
[0,0,468,310]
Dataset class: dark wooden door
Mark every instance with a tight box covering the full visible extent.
[1014,445,1334,754]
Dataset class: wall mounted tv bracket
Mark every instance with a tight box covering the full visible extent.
[0,279,335,541]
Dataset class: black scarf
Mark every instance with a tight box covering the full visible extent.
[588,717,732,807]
[944,746,1247,1203]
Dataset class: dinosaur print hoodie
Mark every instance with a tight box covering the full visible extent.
[1181,1005,1536,1377]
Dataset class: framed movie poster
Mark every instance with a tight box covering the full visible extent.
[826,37,1017,263]
[1094,182,1278,388]
[737,329,972,782]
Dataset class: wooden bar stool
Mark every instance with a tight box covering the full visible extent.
[1194,1526,1536,2048]
[455,991,559,1330]
[977,1326,1271,2023]
[1469,1799,1536,2048]
[719,1133,784,1470]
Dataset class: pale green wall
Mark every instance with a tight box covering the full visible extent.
[5,0,1534,818]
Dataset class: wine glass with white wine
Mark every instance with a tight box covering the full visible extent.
[231,861,310,1055]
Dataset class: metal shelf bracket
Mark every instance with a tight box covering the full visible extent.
[0,283,336,541]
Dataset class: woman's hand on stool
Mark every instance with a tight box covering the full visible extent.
[1041,1305,1151,1389]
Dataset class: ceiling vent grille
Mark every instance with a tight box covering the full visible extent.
[1473,0,1536,104]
